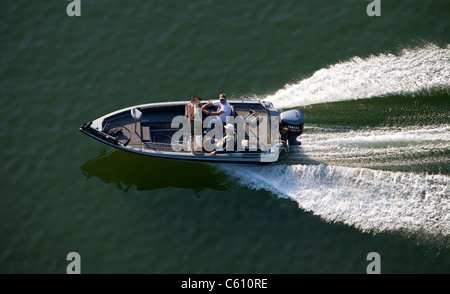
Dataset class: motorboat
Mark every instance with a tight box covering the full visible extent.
[79,100,304,164]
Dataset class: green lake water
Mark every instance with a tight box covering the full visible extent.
[1,0,449,273]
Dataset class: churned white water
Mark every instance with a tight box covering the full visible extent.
[222,163,449,235]
[297,124,450,165]
[266,44,450,109]
[224,45,450,236]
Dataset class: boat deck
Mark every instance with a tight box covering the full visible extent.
[102,112,187,153]
[100,102,274,154]
[79,100,286,163]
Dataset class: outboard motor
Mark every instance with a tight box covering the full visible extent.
[280,109,304,146]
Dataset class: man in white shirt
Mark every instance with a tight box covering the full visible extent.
[209,123,236,156]
[201,93,232,124]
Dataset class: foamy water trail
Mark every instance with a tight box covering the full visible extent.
[293,124,450,169]
[266,44,450,108]
[221,164,450,235]
[224,45,450,236]
[234,123,450,236]
[303,124,450,148]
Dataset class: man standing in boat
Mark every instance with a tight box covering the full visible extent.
[187,95,203,154]
[201,93,233,153]
[201,93,232,124]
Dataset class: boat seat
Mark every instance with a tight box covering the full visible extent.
[131,108,142,134]
[131,107,152,141]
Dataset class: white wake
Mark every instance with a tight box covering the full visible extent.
[224,45,450,236]
[297,124,450,165]
[221,164,450,235]
[266,44,450,109]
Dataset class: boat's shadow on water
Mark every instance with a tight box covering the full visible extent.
[80,149,226,193]
[80,145,315,194]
